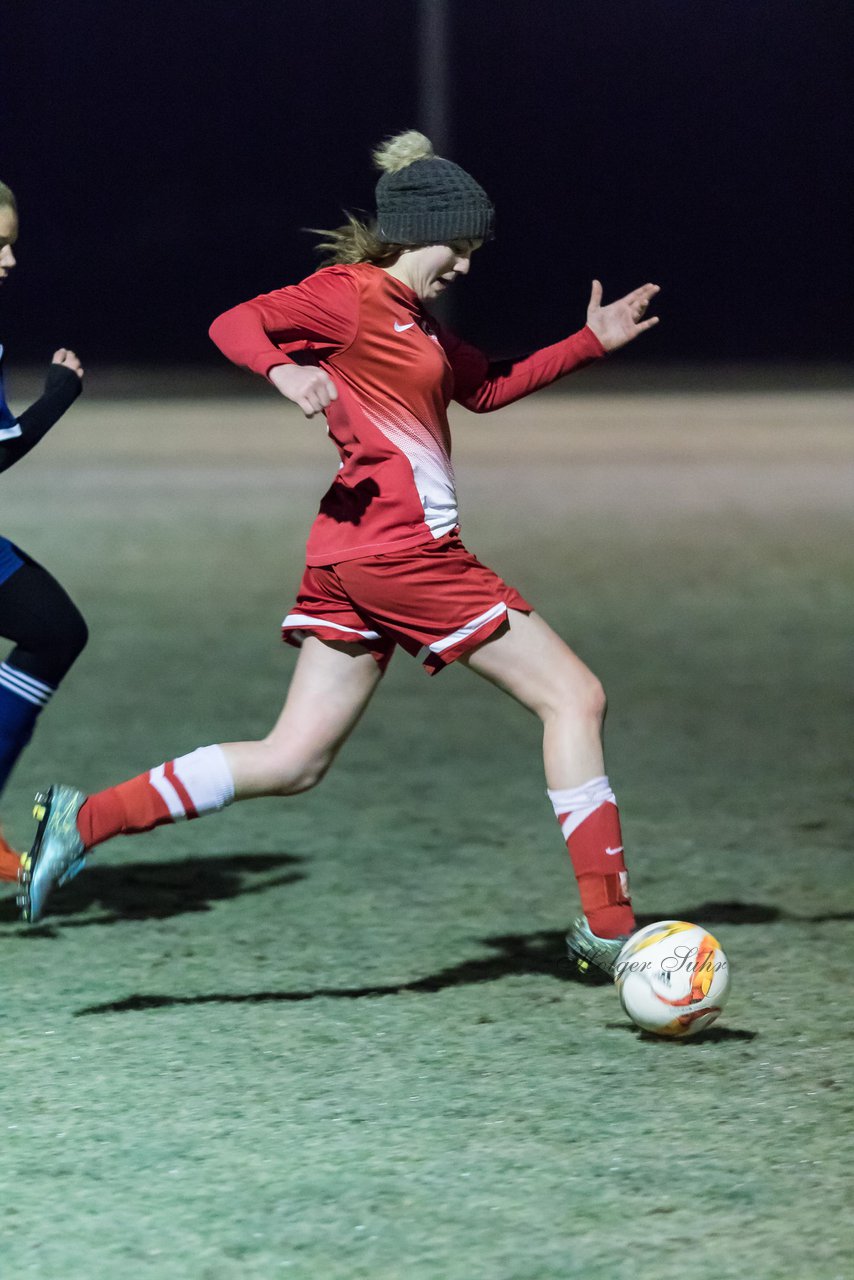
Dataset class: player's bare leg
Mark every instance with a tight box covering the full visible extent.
[221,637,383,797]
[461,609,635,975]
[460,609,606,789]
[20,638,383,922]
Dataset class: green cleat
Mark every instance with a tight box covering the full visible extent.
[566,916,632,982]
[18,785,88,924]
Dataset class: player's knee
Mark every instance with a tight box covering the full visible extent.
[262,743,332,796]
[42,601,88,679]
[48,617,88,682]
[582,672,608,726]
[283,757,331,795]
[20,607,89,688]
[64,608,89,665]
[548,665,607,727]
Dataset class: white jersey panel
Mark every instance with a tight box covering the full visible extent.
[359,394,458,538]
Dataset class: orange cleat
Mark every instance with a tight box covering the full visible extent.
[0,829,24,883]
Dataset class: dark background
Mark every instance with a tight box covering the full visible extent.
[2,0,852,368]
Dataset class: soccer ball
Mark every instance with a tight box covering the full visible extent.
[614,920,731,1037]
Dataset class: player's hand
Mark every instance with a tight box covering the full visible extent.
[269,363,338,418]
[51,348,84,379]
[585,280,660,352]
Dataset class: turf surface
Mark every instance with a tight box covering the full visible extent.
[0,384,851,1278]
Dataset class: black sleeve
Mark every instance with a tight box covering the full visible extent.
[0,363,82,474]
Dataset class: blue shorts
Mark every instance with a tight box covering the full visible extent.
[0,537,24,587]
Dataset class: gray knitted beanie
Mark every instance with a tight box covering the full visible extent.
[373,131,494,245]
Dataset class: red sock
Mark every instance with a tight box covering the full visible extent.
[0,829,23,882]
[548,776,635,938]
[76,747,235,850]
[78,772,177,848]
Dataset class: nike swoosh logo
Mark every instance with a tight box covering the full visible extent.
[393,321,416,332]
[605,846,624,856]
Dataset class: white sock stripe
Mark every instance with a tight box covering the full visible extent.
[426,602,507,656]
[282,613,382,640]
[172,745,235,813]
[0,668,52,707]
[559,805,614,841]
[148,763,188,820]
[547,776,615,813]
[548,776,618,838]
[560,812,583,840]
[0,663,56,698]
[0,680,45,708]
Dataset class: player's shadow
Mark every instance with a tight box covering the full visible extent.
[75,912,768,1026]
[73,897,831,1024]
[0,851,305,930]
[318,476,380,526]
[74,929,582,1015]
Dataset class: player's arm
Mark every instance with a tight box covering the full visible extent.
[448,281,660,413]
[0,349,83,473]
[209,267,358,419]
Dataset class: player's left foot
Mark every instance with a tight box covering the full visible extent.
[18,785,88,923]
[0,829,25,883]
[566,915,632,982]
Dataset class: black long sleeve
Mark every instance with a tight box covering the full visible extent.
[0,363,82,473]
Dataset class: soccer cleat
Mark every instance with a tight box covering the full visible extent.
[566,915,632,982]
[0,828,25,883]
[18,785,88,923]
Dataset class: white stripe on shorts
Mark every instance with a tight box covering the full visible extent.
[282,612,382,640]
[424,601,508,657]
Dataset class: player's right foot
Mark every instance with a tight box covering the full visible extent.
[566,915,632,982]
[0,829,24,883]
[18,785,88,924]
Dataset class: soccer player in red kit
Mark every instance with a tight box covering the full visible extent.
[20,132,659,978]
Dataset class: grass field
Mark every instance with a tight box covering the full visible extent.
[0,379,851,1278]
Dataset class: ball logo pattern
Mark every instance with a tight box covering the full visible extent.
[614,920,731,1037]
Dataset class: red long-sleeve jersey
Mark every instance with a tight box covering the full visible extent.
[209,263,605,565]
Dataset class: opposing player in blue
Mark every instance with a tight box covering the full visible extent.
[0,180,88,877]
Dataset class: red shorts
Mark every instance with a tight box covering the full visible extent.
[282,533,532,674]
